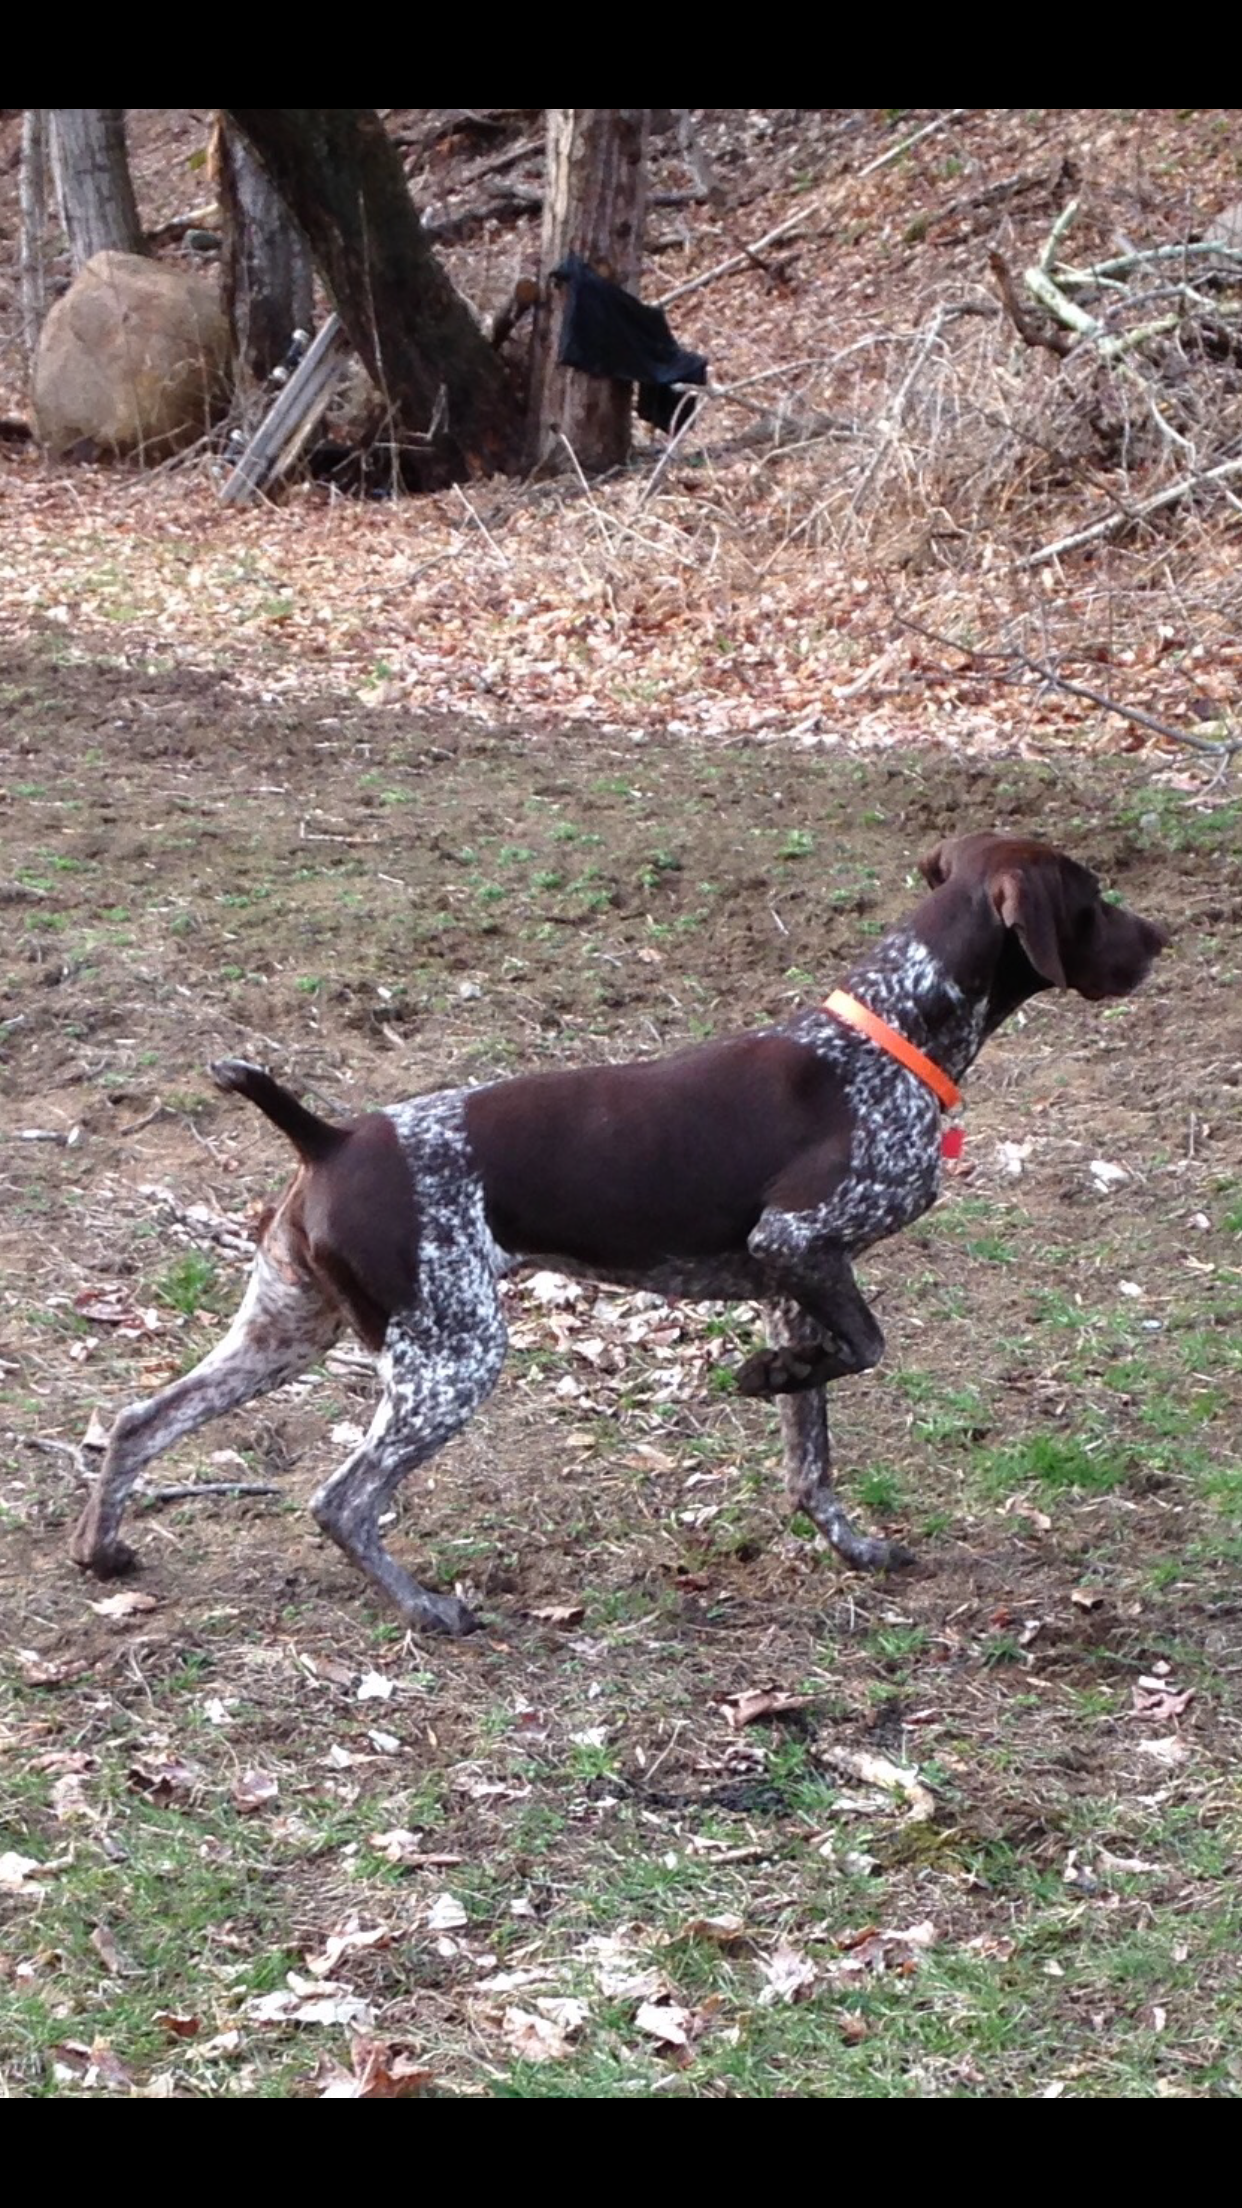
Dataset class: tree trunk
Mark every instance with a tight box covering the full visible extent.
[526,110,650,473]
[49,109,143,268]
[19,109,50,369]
[225,108,518,482]
[215,117,314,383]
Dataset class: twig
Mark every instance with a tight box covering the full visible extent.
[657,206,815,309]
[1023,452,1242,566]
[895,610,1240,761]
[139,1481,281,1509]
[554,430,616,552]
[1024,264,1102,340]
[1036,196,1081,275]
[858,108,966,179]
[452,482,512,567]
[989,249,1071,357]
[1016,656,1240,758]
[849,303,951,513]
[636,387,712,509]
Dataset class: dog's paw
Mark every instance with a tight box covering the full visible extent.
[836,1532,916,1573]
[735,1347,824,1397]
[419,1592,482,1638]
[68,1523,138,1578]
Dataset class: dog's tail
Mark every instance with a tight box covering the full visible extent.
[210,1059,348,1166]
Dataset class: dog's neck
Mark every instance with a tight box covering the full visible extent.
[843,925,997,1084]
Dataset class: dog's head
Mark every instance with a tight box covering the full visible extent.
[919,832,1169,1006]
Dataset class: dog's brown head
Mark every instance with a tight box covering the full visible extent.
[918,832,1169,1011]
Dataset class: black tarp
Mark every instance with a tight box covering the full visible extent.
[553,253,707,431]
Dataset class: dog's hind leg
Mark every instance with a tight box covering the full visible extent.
[70,1248,343,1579]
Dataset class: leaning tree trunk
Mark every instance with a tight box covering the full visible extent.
[214,116,313,384]
[525,109,650,473]
[226,108,518,482]
[49,109,143,269]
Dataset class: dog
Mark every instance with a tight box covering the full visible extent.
[70,833,1167,1633]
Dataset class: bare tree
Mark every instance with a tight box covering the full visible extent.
[49,109,143,268]
[19,109,50,369]
[225,108,517,482]
[213,115,313,384]
[526,109,650,473]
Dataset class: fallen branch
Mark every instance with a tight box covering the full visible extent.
[989,249,1071,357]
[657,206,813,309]
[858,108,967,179]
[1015,655,1240,759]
[1057,240,1242,284]
[895,610,1240,761]
[139,1482,281,1509]
[1023,452,1242,566]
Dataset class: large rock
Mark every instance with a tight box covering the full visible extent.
[34,250,230,460]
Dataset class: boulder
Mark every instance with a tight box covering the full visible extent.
[34,249,230,460]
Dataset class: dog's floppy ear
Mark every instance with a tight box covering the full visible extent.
[919,839,953,887]
[992,869,1067,989]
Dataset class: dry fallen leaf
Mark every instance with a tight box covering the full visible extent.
[634,1997,693,2046]
[50,1773,94,1823]
[15,1647,91,1687]
[367,1828,464,1868]
[245,1985,374,2029]
[73,1289,163,1331]
[231,1769,280,1814]
[819,1746,935,1822]
[197,2028,243,2058]
[318,2037,435,2098]
[426,1891,468,1931]
[89,1923,130,1975]
[669,1914,748,1946]
[0,1851,44,1891]
[528,1602,586,1627]
[1137,1736,1190,1766]
[50,2036,134,2090]
[1131,1685,1194,1721]
[127,1754,200,1805]
[88,1589,160,1620]
[757,1945,817,2006]
[720,1686,815,1729]
[576,1934,665,2002]
[305,1921,391,1978]
[502,2000,588,2063]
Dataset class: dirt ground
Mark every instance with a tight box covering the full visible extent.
[2,644,1240,2095]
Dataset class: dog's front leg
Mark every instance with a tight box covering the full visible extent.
[737,1206,912,1574]
[737,1218,883,1397]
[758,1297,913,1574]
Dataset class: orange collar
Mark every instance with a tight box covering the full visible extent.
[823,989,961,1112]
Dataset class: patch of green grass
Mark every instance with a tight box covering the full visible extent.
[155,1251,219,1316]
[855,1466,906,1515]
[976,1432,1132,1496]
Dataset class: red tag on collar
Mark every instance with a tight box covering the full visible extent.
[941,1126,965,1161]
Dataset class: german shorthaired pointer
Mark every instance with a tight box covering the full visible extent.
[71,833,1166,1635]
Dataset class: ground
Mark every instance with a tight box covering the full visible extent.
[2,108,1242,2098]
[2,650,1239,2097]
